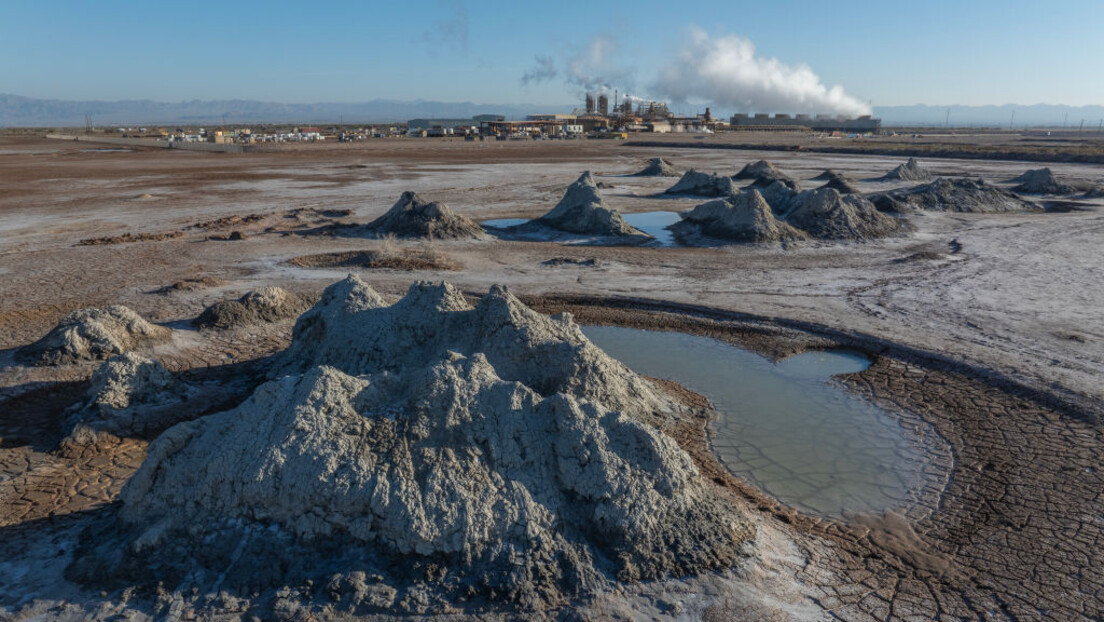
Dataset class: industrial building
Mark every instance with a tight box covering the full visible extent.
[406,115,505,131]
[728,113,881,134]
[479,118,586,137]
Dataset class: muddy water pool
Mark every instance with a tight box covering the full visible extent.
[581,325,929,515]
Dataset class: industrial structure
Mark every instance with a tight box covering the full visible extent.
[404,94,881,139]
[406,115,504,132]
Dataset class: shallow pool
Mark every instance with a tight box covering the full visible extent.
[482,218,529,229]
[482,211,681,246]
[622,211,680,246]
[581,325,928,516]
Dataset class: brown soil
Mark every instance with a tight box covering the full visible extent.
[77,231,183,246]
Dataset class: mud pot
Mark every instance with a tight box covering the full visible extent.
[582,325,933,516]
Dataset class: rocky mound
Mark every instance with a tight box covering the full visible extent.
[783,188,901,240]
[362,191,485,240]
[195,286,313,330]
[71,276,749,614]
[1009,168,1076,195]
[532,171,648,237]
[16,306,171,366]
[673,190,807,243]
[881,158,933,182]
[1081,187,1104,199]
[733,160,792,184]
[64,353,190,437]
[664,169,739,197]
[631,157,678,177]
[872,178,1040,213]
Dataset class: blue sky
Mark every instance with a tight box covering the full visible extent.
[2,0,1101,107]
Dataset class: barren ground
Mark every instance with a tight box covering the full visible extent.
[1,134,1102,620]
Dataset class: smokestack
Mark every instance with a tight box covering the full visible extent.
[585,94,595,114]
[598,94,609,116]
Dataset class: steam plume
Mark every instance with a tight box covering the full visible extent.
[654,28,871,116]
[520,34,634,95]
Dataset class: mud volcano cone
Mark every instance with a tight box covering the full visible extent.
[16,306,172,366]
[676,190,807,243]
[64,352,190,437]
[70,276,751,613]
[811,169,846,181]
[196,286,312,329]
[733,160,793,185]
[784,188,901,240]
[874,178,1039,213]
[817,174,861,194]
[364,191,485,239]
[757,179,800,212]
[631,157,679,177]
[881,158,932,181]
[536,171,647,236]
[1009,168,1075,195]
[665,169,739,197]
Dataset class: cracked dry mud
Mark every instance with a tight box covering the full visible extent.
[1,135,1103,620]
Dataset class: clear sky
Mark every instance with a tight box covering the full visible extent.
[2,0,1101,107]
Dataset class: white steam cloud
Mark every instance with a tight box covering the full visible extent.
[654,28,871,116]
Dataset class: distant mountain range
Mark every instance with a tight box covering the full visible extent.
[2,93,1102,128]
[0,94,574,127]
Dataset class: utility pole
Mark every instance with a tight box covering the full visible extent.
[945,108,950,128]
[1063,111,1068,128]
[1079,119,1085,133]
[1010,109,1015,130]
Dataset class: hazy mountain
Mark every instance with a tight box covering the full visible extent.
[0,94,575,127]
[2,94,1102,129]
